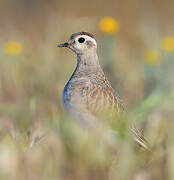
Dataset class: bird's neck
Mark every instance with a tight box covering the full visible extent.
[76,53,101,71]
[67,53,103,83]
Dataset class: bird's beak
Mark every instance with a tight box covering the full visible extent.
[57,42,69,48]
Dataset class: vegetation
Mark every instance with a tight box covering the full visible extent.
[0,1,174,179]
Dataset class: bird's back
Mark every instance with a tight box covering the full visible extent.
[82,69,124,114]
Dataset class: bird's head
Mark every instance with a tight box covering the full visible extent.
[58,32,97,55]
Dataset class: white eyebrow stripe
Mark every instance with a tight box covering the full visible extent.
[76,35,97,47]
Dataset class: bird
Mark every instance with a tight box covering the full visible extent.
[58,32,148,149]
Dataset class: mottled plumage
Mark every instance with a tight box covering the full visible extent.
[64,60,123,116]
[58,32,148,149]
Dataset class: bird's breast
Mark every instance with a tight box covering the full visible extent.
[62,79,87,111]
[62,83,73,111]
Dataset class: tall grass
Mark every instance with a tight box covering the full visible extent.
[0,1,174,179]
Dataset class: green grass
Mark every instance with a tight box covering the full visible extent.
[1,15,174,180]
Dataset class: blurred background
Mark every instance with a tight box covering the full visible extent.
[0,0,174,179]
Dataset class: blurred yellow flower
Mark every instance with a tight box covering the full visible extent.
[4,41,22,56]
[99,17,120,34]
[144,50,160,65]
[160,37,174,52]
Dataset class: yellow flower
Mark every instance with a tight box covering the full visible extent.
[4,41,22,56]
[144,50,160,65]
[99,17,120,34]
[160,37,174,52]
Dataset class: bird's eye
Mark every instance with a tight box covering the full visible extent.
[78,37,85,43]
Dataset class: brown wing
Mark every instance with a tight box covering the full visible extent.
[81,71,124,115]
[80,72,148,150]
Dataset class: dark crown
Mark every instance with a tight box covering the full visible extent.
[70,32,95,40]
